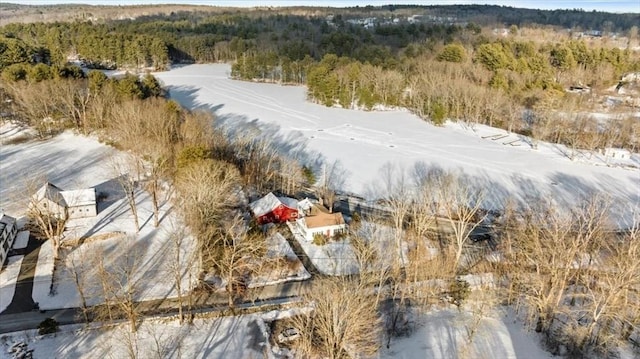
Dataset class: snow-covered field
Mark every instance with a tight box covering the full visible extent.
[155,64,640,227]
[0,125,197,310]
[0,314,268,359]
[0,256,23,313]
[381,307,555,359]
[30,181,196,311]
[0,125,118,214]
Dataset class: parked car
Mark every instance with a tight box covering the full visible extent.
[277,327,300,343]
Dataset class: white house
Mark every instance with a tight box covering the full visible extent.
[0,212,18,266]
[295,204,346,242]
[33,182,97,219]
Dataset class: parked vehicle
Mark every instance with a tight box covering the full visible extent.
[277,327,300,343]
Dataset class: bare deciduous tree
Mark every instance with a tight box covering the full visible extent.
[175,159,241,240]
[91,240,141,333]
[109,98,181,228]
[67,246,92,322]
[435,172,486,271]
[166,223,198,324]
[5,80,65,138]
[26,180,69,260]
[206,214,266,309]
[110,155,141,233]
[292,277,381,359]
[318,160,348,213]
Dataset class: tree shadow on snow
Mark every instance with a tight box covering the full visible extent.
[167,84,331,182]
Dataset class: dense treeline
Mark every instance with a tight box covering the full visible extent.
[1,8,639,155]
[258,39,639,152]
[0,12,463,70]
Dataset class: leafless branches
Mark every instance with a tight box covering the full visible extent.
[292,277,382,359]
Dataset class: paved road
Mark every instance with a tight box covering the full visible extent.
[0,276,313,334]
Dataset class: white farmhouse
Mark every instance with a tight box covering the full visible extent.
[0,212,18,265]
[33,182,97,219]
[295,204,346,242]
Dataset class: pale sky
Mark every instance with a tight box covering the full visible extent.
[8,1,640,13]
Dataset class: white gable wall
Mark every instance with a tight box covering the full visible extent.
[68,204,97,219]
[61,189,97,219]
[32,197,67,219]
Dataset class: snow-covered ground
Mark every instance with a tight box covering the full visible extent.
[381,307,555,359]
[1,125,311,310]
[1,125,197,310]
[287,221,359,276]
[32,213,196,311]
[155,64,640,227]
[0,124,118,215]
[0,256,23,313]
[286,220,406,276]
[248,233,311,288]
[12,231,29,250]
[0,314,268,359]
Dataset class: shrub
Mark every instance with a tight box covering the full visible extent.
[429,101,447,125]
[37,318,59,335]
[448,279,471,309]
[302,165,317,185]
[177,145,211,170]
[312,233,327,245]
[351,212,361,224]
[1,63,27,82]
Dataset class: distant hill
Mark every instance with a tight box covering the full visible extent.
[0,3,638,32]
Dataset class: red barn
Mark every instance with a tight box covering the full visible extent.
[249,193,299,224]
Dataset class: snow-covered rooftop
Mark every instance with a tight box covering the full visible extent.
[277,196,298,210]
[0,211,16,225]
[249,193,280,217]
[249,192,297,217]
[61,188,96,207]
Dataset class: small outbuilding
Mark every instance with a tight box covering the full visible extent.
[603,147,631,160]
[32,182,97,219]
[249,192,299,225]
